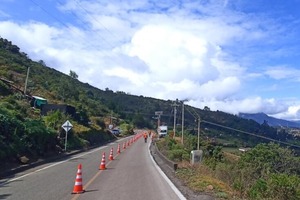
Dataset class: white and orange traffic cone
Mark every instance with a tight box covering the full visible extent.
[123,142,126,149]
[99,152,106,170]
[72,164,85,194]
[109,148,114,161]
[117,144,121,154]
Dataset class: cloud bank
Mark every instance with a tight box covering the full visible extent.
[1,0,300,120]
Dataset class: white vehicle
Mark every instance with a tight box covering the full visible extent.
[157,125,168,138]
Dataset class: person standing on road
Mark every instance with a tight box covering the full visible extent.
[143,132,148,143]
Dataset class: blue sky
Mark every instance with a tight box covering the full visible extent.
[1,0,300,120]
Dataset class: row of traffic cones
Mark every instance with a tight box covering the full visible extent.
[72,134,143,194]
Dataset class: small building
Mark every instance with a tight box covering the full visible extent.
[41,104,76,117]
[30,96,48,109]
[238,147,251,152]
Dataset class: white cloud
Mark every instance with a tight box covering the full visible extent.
[271,104,300,121]
[1,0,300,120]
[0,21,61,51]
[189,97,288,116]
[265,66,300,81]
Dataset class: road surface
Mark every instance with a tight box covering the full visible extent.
[0,133,185,200]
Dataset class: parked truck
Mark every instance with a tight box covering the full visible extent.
[157,125,168,138]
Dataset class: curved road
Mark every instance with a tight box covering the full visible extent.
[0,133,185,200]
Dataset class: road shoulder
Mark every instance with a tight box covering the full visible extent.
[149,141,215,200]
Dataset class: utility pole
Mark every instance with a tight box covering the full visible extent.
[172,99,179,139]
[180,99,188,145]
[189,107,201,150]
[181,103,184,144]
[155,111,163,128]
[197,117,201,150]
[24,66,30,95]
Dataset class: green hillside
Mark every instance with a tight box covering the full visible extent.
[1,37,299,166]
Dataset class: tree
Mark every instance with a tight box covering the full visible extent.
[38,60,46,66]
[238,143,299,177]
[204,106,211,111]
[69,70,78,79]
[234,143,300,198]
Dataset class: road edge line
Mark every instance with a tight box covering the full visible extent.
[147,142,187,200]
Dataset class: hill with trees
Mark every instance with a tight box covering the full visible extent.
[239,112,300,128]
[1,37,299,168]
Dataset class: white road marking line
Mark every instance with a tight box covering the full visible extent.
[2,137,133,186]
[1,146,107,185]
[148,142,187,200]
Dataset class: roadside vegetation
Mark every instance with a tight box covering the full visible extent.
[1,37,300,199]
[156,135,300,200]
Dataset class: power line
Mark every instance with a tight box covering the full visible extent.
[185,106,199,119]
[55,0,119,50]
[29,0,70,28]
[28,0,100,52]
[73,0,121,41]
[183,106,300,149]
[27,0,146,95]
[28,0,123,62]
[201,120,300,149]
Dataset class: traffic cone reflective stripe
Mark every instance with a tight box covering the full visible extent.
[109,148,114,160]
[117,144,121,154]
[72,164,85,194]
[99,152,106,170]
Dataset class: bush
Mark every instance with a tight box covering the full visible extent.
[0,113,26,161]
[232,143,300,199]
[238,143,299,177]
[248,178,268,199]
[0,80,12,96]
[78,129,114,146]
[266,173,300,200]
[168,149,189,162]
[24,119,57,156]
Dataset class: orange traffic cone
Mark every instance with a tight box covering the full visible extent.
[123,142,126,149]
[72,164,85,194]
[99,152,106,170]
[109,148,114,160]
[117,144,121,154]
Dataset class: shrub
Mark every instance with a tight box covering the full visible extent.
[266,173,300,200]
[0,113,26,161]
[24,119,57,156]
[248,178,268,199]
[168,149,189,162]
[0,80,11,96]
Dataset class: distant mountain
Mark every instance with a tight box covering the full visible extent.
[239,112,300,128]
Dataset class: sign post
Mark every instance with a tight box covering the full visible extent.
[62,120,73,152]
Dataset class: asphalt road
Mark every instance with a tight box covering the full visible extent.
[0,133,185,200]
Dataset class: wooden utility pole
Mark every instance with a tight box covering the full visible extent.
[155,111,163,128]
[197,117,201,150]
[24,66,30,95]
[172,99,179,139]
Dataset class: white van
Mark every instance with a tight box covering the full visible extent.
[157,126,168,138]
